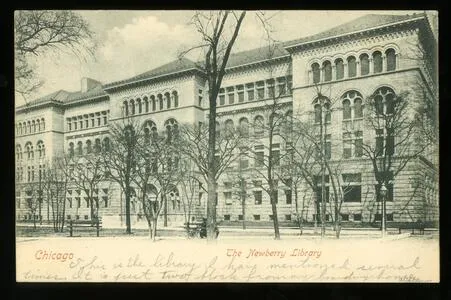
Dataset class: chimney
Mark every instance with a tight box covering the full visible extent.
[81,77,100,93]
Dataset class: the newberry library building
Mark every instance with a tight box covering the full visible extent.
[15,13,439,230]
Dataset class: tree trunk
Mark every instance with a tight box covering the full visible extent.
[125,185,131,234]
[163,195,168,227]
[270,193,280,240]
[241,199,246,230]
[152,218,158,242]
[295,186,303,236]
[206,177,217,241]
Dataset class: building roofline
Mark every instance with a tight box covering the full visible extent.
[284,15,426,52]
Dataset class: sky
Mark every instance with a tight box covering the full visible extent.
[15,10,431,107]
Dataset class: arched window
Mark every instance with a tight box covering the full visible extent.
[158,94,164,110]
[151,95,156,111]
[123,101,129,116]
[341,91,363,120]
[86,140,92,154]
[37,141,45,158]
[103,137,110,152]
[36,119,41,132]
[144,120,158,143]
[347,56,357,77]
[322,61,332,82]
[94,138,101,153]
[373,51,383,73]
[354,98,363,118]
[360,53,369,75]
[373,87,396,115]
[313,97,331,123]
[335,58,344,80]
[342,99,351,120]
[167,186,180,210]
[254,115,264,135]
[172,91,178,108]
[312,63,320,83]
[239,117,249,137]
[68,142,74,157]
[77,141,83,156]
[215,121,221,139]
[32,120,36,133]
[16,145,22,161]
[25,142,33,160]
[137,98,142,114]
[164,118,178,142]
[144,97,149,113]
[386,48,396,71]
[314,104,321,123]
[224,119,234,137]
[41,118,45,131]
[163,92,170,109]
[129,100,135,115]
[18,123,22,135]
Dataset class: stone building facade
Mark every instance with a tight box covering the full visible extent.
[15,13,438,228]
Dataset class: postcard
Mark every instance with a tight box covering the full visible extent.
[15,10,439,283]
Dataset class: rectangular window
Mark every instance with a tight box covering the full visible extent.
[253,215,261,221]
[387,213,394,221]
[343,186,361,202]
[354,131,363,157]
[254,191,262,205]
[103,116,107,125]
[255,151,264,167]
[237,85,244,103]
[227,87,235,105]
[68,122,72,131]
[224,215,230,221]
[277,77,286,96]
[353,213,362,221]
[341,214,349,221]
[386,129,394,155]
[271,150,280,166]
[285,214,292,221]
[316,186,330,203]
[375,213,382,221]
[267,79,275,98]
[219,88,225,106]
[238,215,244,221]
[239,158,249,170]
[256,81,265,100]
[246,83,254,101]
[285,190,292,204]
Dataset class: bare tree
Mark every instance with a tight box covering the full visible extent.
[101,118,140,234]
[42,154,70,232]
[179,10,246,240]
[133,122,184,241]
[67,152,105,222]
[178,121,244,235]
[14,10,96,103]
[358,90,431,234]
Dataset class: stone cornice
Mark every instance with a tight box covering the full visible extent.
[16,100,64,114]
[65,130,110,140]
[104,68,205,94]
[285,16,427,54]
[216,101,292,117]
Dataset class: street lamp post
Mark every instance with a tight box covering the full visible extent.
[380,183,387,237]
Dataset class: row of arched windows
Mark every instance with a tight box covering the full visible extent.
[311,48,397,84]
[16,118,46,136]
[143,119,179,143]
[217,112,292,138]
[313,87,396,123]
[16,141,45,161]
[123,91,179,117]
[68,138,110,157]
